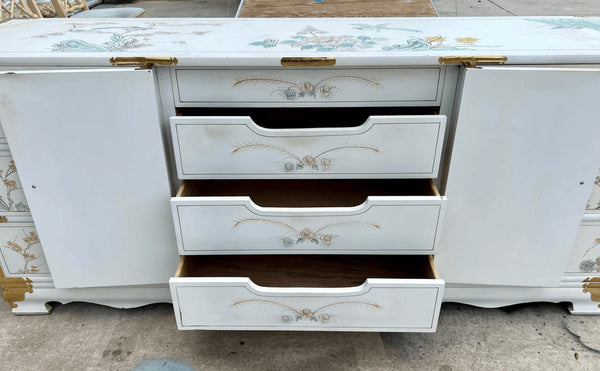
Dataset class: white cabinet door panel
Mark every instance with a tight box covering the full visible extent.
[437,66,600,286]
[0,69,178,288]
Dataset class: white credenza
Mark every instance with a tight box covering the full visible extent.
[0,17,599,331]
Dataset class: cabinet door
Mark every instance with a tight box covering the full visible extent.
[0,69,177,288]
[437,66,600,286]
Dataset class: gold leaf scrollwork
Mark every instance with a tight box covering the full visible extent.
[0,266,33,308]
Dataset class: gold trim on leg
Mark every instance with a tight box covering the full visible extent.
[582,277,600,309]
[0,266,33,309]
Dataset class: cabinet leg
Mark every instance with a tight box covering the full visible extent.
[11,300,52,315]
[569,301,600,315]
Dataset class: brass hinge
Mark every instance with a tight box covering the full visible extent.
[281,57,336,67]
[438,55,508,68]
[0,216,7,223]
[109,57,178,69]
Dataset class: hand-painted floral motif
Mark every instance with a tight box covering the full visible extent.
[249,26,387,51]
[233,218,380,248]
[231,299,380,325]
[0,160,28,212]
[28,21,223,51]
[527,18,600,32]
[231,143,379,172]
[2,230,42,274]
[381,35,489,51]
[52,33,149,52]
[233,75,381,100]
[579,237,600,273]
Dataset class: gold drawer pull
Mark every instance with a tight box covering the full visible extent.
[438,55,507,68]
[281,57,336,67]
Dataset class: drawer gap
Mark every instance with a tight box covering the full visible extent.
[177,255,436,287]
[180,179,436,207]
[175,107,439,129]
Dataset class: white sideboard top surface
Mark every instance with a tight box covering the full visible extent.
[0,17,599,66]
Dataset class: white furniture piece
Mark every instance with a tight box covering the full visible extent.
[0,17,599,332]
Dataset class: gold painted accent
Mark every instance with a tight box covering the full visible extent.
[582,277,600,309]
[438,55,508,68]
[0,266,33,308]
[455,37,479,45]
[281,57,336,67]
[0,216,7,223]
[425,36,447,43]
[109,57,178,69]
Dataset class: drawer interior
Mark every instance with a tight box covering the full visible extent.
[176,255,439,287]
[176,107,439,129]
[178,179,439,207]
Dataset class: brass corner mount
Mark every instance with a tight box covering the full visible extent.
[0,267,33,309]
[109,57,179,69]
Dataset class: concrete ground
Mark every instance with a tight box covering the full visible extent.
[2,299,600,370]
[3,1,600,370]
[97,0,600,17]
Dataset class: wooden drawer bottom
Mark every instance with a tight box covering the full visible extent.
[169,255,444,331]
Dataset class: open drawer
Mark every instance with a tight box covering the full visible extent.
[169,255,445,332]
[171,179,446,255]
[171,110,446,179]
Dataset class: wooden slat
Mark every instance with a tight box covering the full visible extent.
[428,255,439,279]
[239,0,438,18]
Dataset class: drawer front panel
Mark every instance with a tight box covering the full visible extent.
[170,278,444,331]
[171,115,446,179]
[566,218,600,275]
[0,222,49,277]
[173,68,444,106]
[0,151,30,216]
[172,197,445,255]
